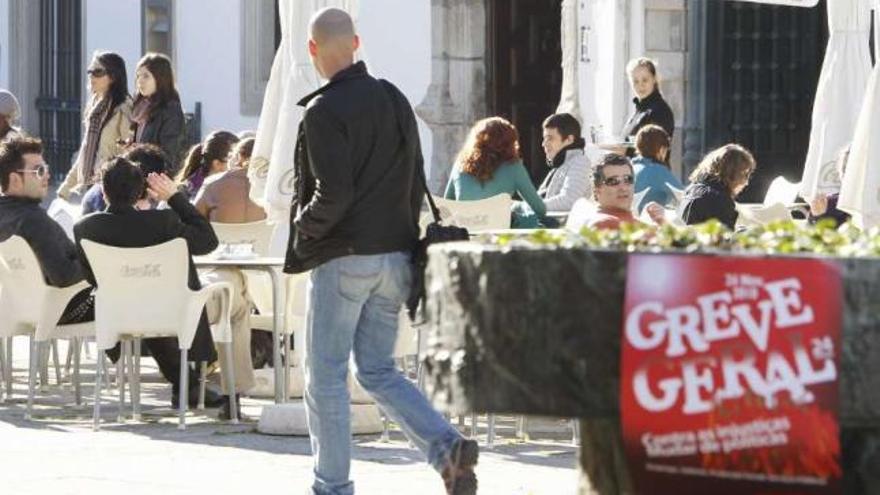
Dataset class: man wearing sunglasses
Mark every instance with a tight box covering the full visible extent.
[586,153,665,230]
[0,137,85,288]
[0,137,94,329]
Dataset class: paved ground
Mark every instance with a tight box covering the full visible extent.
[0,338,578,495]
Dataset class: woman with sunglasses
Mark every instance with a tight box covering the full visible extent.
[58,52,132,200]
[130,53,186,174]
[678,144,756,230]
[445,117,547,228]
[585,153,665,230]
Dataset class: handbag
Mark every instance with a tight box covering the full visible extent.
[377,79,470,320]
[405,168,470,321]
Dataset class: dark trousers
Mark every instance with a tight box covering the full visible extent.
[57,288,198,393]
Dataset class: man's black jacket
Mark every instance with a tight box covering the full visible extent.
[73,193,219,362]
[284,61,423,274]
[0,195,84,287]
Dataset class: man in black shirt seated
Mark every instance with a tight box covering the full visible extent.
[74,157,224,408]
[0,137,93,324]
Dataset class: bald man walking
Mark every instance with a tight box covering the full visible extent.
[283,8,478,495]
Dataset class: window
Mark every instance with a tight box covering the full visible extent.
[240,0,277,116]
[143,0,173,56]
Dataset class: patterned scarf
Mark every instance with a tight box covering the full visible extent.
[131,97,153,142]
[78,96,112,186]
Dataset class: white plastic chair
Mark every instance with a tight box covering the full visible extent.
[0,235,93,413]
[631,188,650,215]
[763,176,801,206]
[564,198,599,232]
[210,220,278,332]
[665,182,685,206]
[46,198,80,241]
[80,238,236,430]
[210,220,274,257]
[420,194,512,233]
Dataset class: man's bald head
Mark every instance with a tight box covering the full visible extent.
[307,7,360,79]
[309,8,356,45]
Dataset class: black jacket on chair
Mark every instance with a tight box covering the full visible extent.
[284,61,422,274]
[678,177,739,230]
[132,99,186,173]
[0,196,84,287]
[73,193,219,362]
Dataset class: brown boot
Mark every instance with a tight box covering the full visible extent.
[441,438,479,494]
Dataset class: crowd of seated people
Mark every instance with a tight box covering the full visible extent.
[444,117,547,228]
[0,47,859,426]
[0,57,266,418]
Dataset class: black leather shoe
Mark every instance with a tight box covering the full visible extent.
[441,439,479,495]
[171,386,224,409]
[218,394,242,421]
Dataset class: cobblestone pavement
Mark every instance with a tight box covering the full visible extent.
[0,338,577,495]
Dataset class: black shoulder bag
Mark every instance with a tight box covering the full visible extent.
[406,165,470,321]
[377,80,470,320]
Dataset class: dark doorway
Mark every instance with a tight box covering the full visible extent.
[488,0,563,184]
[37,0,83,183]
[704,0,828,202]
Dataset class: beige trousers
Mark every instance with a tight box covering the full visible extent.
[202,268,256,394]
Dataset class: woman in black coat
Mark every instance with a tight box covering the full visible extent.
[130,53,186,174]
[620,58,675,147]
[678,144,757,230]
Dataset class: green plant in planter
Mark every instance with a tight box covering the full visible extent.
[488,219,880,258]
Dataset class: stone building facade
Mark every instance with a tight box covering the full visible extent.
[418,0,830,200]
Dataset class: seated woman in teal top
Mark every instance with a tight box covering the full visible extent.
[631,124,683,213]
[444,117,546,228]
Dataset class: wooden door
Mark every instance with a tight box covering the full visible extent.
[488,0,564,183]
[704,0,828,202]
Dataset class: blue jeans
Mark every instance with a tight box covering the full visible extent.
[304,252,462,495]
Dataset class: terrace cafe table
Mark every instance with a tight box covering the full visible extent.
[420,241,880,494]
[194,256,289,403]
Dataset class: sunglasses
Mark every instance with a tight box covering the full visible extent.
[87,68,107,77]
[601,174,634,187]
[15,163,50,179]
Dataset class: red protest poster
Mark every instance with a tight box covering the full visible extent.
[621,254,842,495]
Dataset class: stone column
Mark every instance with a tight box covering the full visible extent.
[416,0,487,194]
[643,0,688,178]
[8,0,40,133]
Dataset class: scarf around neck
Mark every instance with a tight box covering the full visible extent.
[549,137,586,169]
[131,97,154,142]
[78,96,112,186]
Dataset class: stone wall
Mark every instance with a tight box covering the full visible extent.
[416,0,488,195]
[643,0,689,179]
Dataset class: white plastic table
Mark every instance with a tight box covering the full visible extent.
[194,256,290,403]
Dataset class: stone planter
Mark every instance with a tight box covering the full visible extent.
[421,242,880,494]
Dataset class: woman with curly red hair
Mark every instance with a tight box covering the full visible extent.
[444,117,546,227]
